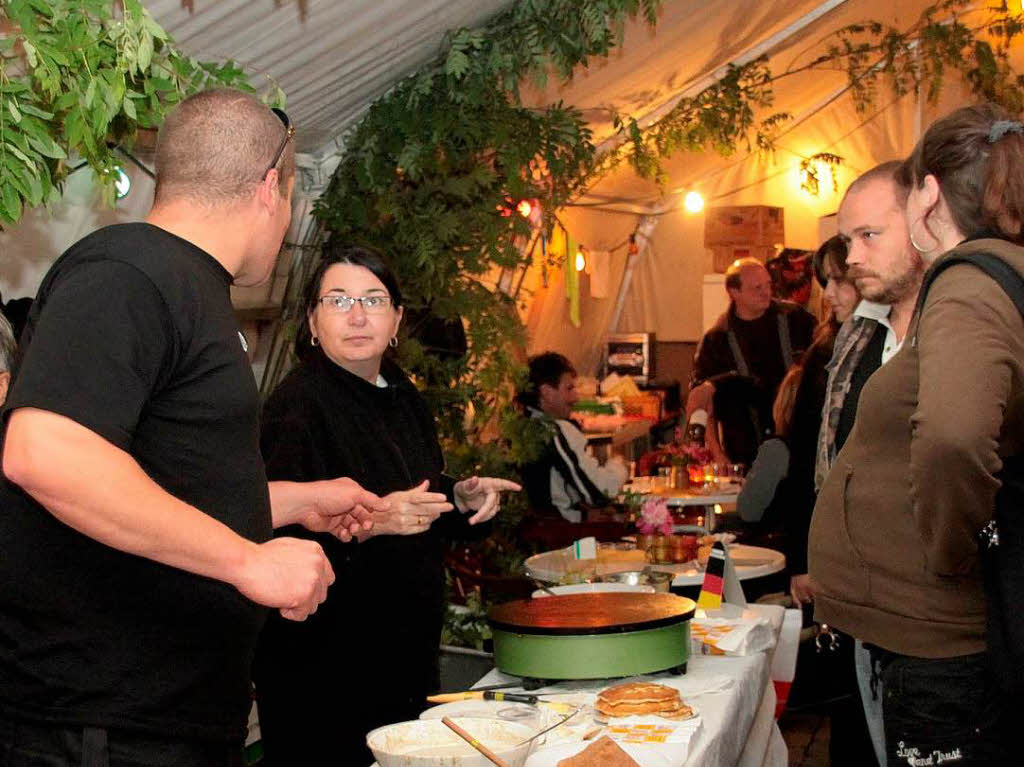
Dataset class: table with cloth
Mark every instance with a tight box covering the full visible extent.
[461,604,793,767]
[524,543,785,589]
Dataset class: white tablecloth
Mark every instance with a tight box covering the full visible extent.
[471,604,788,767]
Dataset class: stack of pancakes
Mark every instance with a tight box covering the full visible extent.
[595,681,693,720]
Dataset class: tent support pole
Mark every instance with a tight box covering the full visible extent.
[607,215,658,336]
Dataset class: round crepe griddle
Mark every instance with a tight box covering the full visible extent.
[487,592,696,636]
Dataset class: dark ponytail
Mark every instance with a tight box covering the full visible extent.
[900,103,1024,243]
[983,127,1024,240]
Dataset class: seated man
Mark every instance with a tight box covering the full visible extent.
[519,352,628,522]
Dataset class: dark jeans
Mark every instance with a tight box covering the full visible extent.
[785,618,878,767]
[0,715,244,767]
[870,647,1009,766]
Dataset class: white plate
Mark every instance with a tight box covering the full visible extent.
[524,740,673,767]
[532,583,655,598]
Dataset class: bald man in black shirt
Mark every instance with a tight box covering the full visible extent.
[0,89,388,766]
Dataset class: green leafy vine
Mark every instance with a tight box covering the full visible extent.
[0,0,253,225]
[315,0,662,488]
[613,1,1024,181]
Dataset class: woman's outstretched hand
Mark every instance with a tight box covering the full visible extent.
[367,480,454,537]
[453,476,523,525]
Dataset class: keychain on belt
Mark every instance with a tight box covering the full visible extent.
[815,623,840,653]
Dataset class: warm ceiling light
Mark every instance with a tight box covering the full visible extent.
[575,250,586,271]
[799,154,843,197]
[807,161,834,196]
[683,191,704,213]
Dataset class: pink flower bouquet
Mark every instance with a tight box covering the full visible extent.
[637,498,673,536]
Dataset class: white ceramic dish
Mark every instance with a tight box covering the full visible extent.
[367,717,536,767]
[524,740,673,767]
[531,582,655,598]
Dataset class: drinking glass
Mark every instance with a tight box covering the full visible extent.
[653,467,671,491]
[563,554,598,583]
[702,463,717,487]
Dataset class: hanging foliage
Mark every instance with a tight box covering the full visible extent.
[813,0,1024,113]
[315,0,662,487]
[0,0,257,226]
[612,1,1024,181]
[613,57,791,187]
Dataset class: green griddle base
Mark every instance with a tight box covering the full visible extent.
[491,622,690,680]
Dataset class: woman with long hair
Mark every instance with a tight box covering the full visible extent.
[783,235,859,600]
[810,103,1024,763]
[252,243,519,765]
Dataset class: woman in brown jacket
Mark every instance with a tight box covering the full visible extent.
[809,103,1024,765]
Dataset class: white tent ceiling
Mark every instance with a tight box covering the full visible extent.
[147,0,514,157]
[1,0,1015,373]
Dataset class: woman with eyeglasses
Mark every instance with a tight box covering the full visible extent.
[251,243,520,765]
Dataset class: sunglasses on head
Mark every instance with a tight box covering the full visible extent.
[263,107,295,179]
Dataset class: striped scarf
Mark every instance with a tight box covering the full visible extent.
[814,315,883,490]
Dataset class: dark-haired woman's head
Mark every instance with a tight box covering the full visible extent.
[813,235,859,325]
[297,243,404,381]
[900,102,1024,262]
[813,235,850,287]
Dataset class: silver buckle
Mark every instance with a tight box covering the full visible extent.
[980,519,1000,549]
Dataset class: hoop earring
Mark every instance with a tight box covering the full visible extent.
[311,336,319,347]
[389,336,398,348]
[908,218,937,255]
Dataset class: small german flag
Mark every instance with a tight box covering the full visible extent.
[696,542,727,610]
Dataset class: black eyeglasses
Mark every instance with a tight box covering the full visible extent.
[263,107,295,179]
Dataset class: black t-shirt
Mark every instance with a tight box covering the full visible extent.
[729,308,815,397]
[0,223,272,741]
[692,301,817,406]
